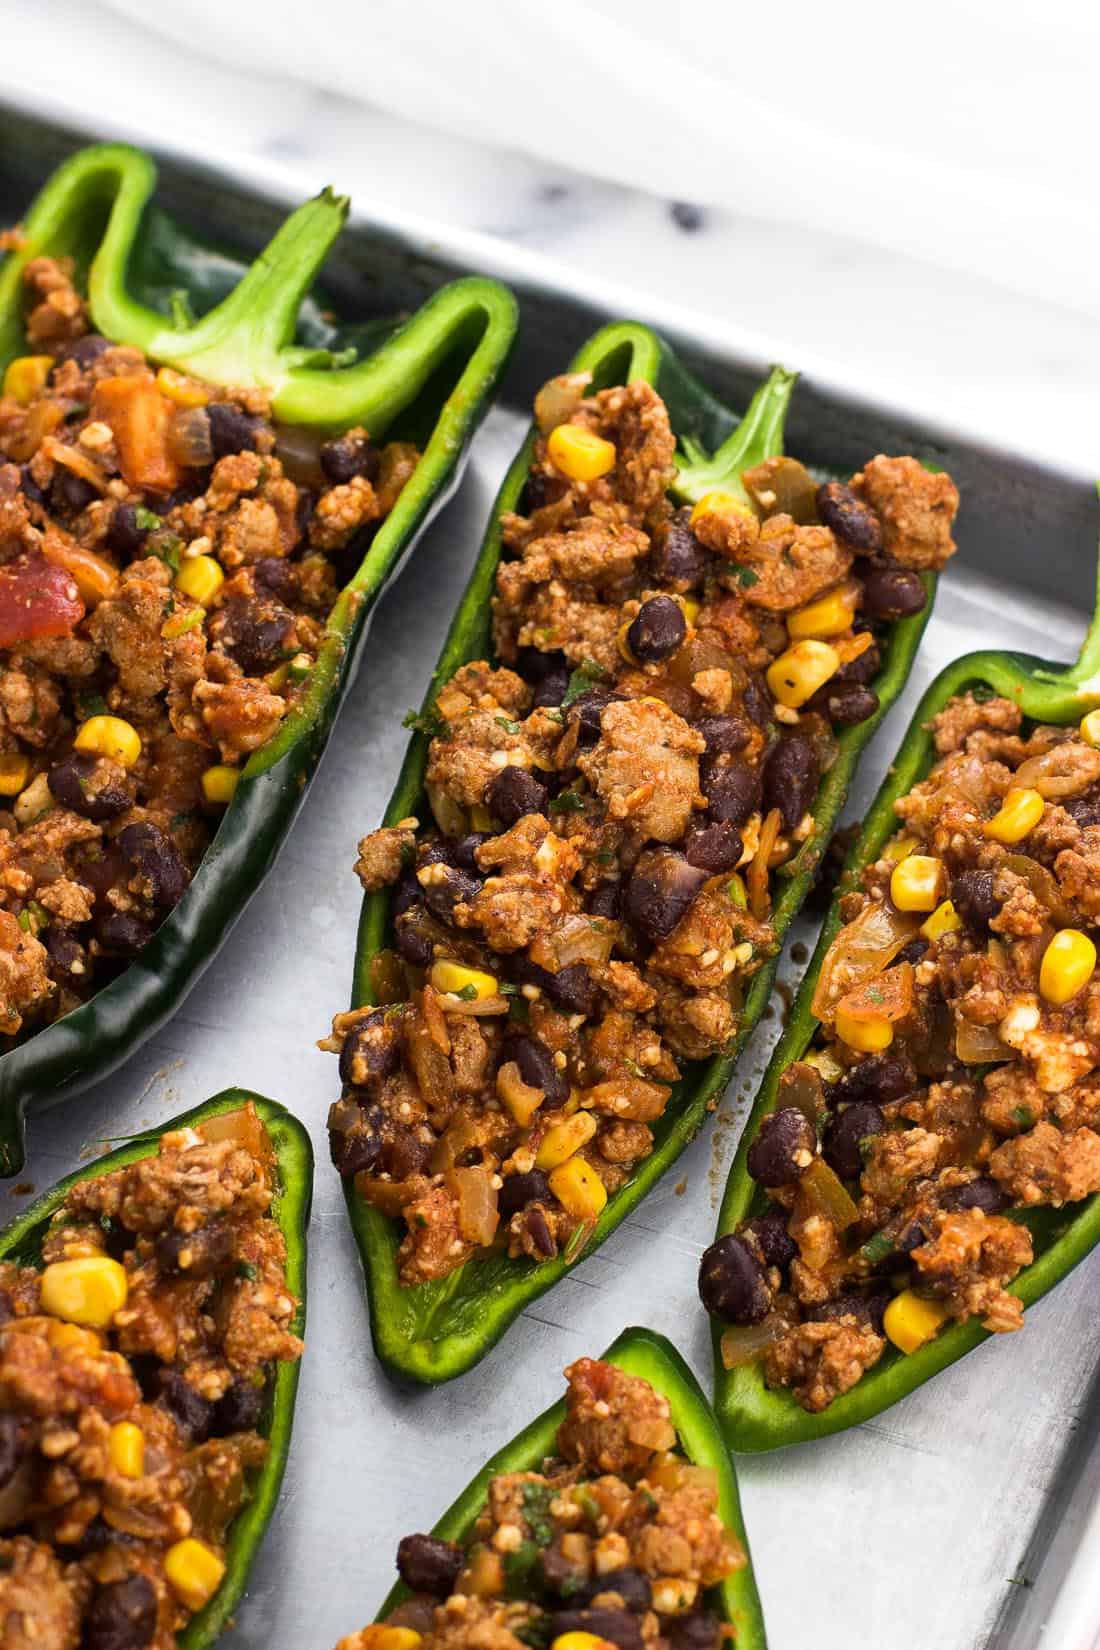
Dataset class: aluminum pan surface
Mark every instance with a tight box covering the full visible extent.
[0,104,1097,1650]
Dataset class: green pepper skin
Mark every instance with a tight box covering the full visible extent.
[711,561,1100,1451]
[344,320,941,1384]
[0,1087,312,1648]
[376,1327,767,1650]
[0,146,517,1174]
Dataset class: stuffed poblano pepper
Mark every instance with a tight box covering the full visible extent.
[0,1087,311,1646]
[321,319,961,1382]
[0,143,516,1172]
[333,1327,766,1650]
[704,558,1100,1448]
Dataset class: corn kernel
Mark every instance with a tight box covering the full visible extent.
[201,764,240,806]
[430,960,499,1001]
[617,619,637,665]
[109,1421,145,1479]
[536,1111,597,1169]
[835,1008,893,1053]
[364,1632,422,1650]
[40,1256,128,1328]
[689,490,751,528]
[787,587,857,641]
[549,1156,607,1222]
[883,834,919,864]
[883,1289,949,1355]
[164,1538,226,1612]
[156,366,210,407]
[1039,928,1097,1006]
[46,1321,102,1356]
[546,424,616,482]
[553,1634,607,1650]
[765,640,840,710]
[1080,709,1100,748]
[175,554,225,607]
[983,787,1044,844]
[921,899,963,941]
[469,804,493,832]
[0,754,29,797]
[681,597,701,626]
[890,854,944,913]
[3,354,53,405]
[73,715,141,769]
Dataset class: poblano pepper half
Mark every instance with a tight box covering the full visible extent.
[0,144,516,1174]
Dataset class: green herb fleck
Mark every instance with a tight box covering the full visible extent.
[135,506,163,532]
[1011,1106,1034,1129]
[572,1484,601,1524]
[859,1230,895,1266]
[495,716,522,735]
[236,1261,258,1282]
[624,1059,645,1079]
[595,850,616,864]
[402,706,446,740]
[77,691,109,722]
[724,563,760,589]
[516,1617,554,1649]
[543,707,564,725]
[148,531,183,574]
[561,658,609,710]
[17,910,30,933]
[549,789,585,814]
[455,983,480,1002]
[499,981,519,997]
[508,996,530,1024]
[520,1482,555,1547]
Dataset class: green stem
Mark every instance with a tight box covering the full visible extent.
[672,366,798,504]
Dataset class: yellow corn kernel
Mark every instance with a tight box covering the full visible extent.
[835,1008,894,1053]
[765,640,840,710]
[175,554,225,607]
[201,764,240,806]
[883,1289,949,1355]
[681,597,701,626]
[889,854,944,913]
[3,354,53,405]
[617,619,637,665]
[984,787,1044,844]
[1039,928,1097,1006]
[883,834,919,864]
[921,899,962,941]
[0,754,29,797]
[469,804,493,831]
[787,587,857,641]
[553,1634,608,1650]
[549,1156,608,1222]
[429,960,498,1001]
[47,1320,102,1355]
[689,490,751,527]
[40,1256,128,1329]
[164,1538,226,1612]
[1080,709,1100,748]
[156,366,210,407]
[363,1632,422,1650]
[546,424,616,482]
[535,1111,597,1170]
[109,1421,145,1479]
[73,715,141,769]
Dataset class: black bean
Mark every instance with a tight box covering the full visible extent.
[48,752,131,822]
[698,1234,770,1325]
[941,1176,1010,1215]
[809,1292,890,1335]
[207,402,263,458]
[552,1609,643,1650]
[57,333,111,370]
[0,1413,28,1489]
[579,1568,652,1612]
[213,1378,266,1434]
[835,638,882,686]
[626,595,686,663]
[58,1517,132,1557]
[587,880,621,919]
[253,556,294,598]
[568,686,620,744]
[895,1219,927,1255]
[534,665,570,709]
[696,714,751,759]
[95,911,154,957]
[1066,789,1100,829]
[319,432,379,485]
[19,466,45,505]
[521,470,565,513]
[684,820,742,874]
[503,1033,568,1104]
[84,1574,158,1650]
[896,936,929,966]
[542,962,597,1015]
[862,562,927,621]
[117,822,188,909]
[762,732,820,831]
[102,502,146,559]
[810,681,879,726]
[397,1532,465,1597]
[823,1101,885,1180]
[951,868,1000,934]
[747,1107,817,1187]
[702,759,761,828]
[498,1169,554,1219]
[743,1208,797,1271]
[650,508,707,589]
[339,1008,401,1089]
[327,1097,386,1177]
[523,1205,557,1257]
[421,866,481,924]
[516,646,568,684]
[831,1054,915,1108]
[51,468,97,515]
[816,481,883,554]
[155,1219,234,1279]
[668,1615,723,1650]
[743,675,774,727]
[155,1368,214,1442]
[211,597,296,678]
[487,765,548,826]
[394,913,433,967]
[623,852,707,943]
[451,834,489,872]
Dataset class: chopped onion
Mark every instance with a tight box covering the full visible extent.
[741,456,818,524]
[426,780,467,838]
[167,406,213,468]
[836,960,914,1025]
[530,913,616,972]
[955,1014,1010,1064]
[534,372,591,435]
[449,1164,499,1246]
[274,420,326,487]
[800,1158,860,1229]
[1003,853,1073,926]
[812,899,919,1022]
[1014,743,1100,799]
[720,1313,788,1369]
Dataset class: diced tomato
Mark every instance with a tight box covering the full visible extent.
[0,553,85,647]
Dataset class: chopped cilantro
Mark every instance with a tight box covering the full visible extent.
[402,706,445,739]
[1011,1105,1034,1128]
[495,715,523,735]
[499,981,519,996]
[16,910,30,933]
[561,658,609,709]
[572,1484,601,1523]
[236,1261,258,1282]
[516,1617,554,1649]
[508,995,530,1024]
[543,707,564,725]
[594,850,616,864]
[135,506,163,532]
[76,691,109,722]
[520,1482,555,1546]
[502,1539,541,1597]
[549,789,585,814]
[455,983,479,1002]
[624,1058,645,1078]
[724,563,759,589]
[148,530,183,574]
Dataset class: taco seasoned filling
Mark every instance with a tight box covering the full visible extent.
[324,371,959,1285]
[701,693,1100,1411]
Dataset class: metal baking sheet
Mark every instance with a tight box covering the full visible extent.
[1,100,1098,1650]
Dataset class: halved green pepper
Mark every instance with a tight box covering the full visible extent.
[711,556,1100,1450]
[0,144,517,1174]
[374,1326,767,1650]
[0,1086,312,1646]
[343,320,942,1383]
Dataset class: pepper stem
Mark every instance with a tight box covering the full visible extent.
[672,365,798,505]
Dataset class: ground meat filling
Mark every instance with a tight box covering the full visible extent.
[324,372,959,1285]
[701,692,1100,1411]
[0,1103,302,1649]
[0,252,419,1031]
[333,1357,744,1650]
